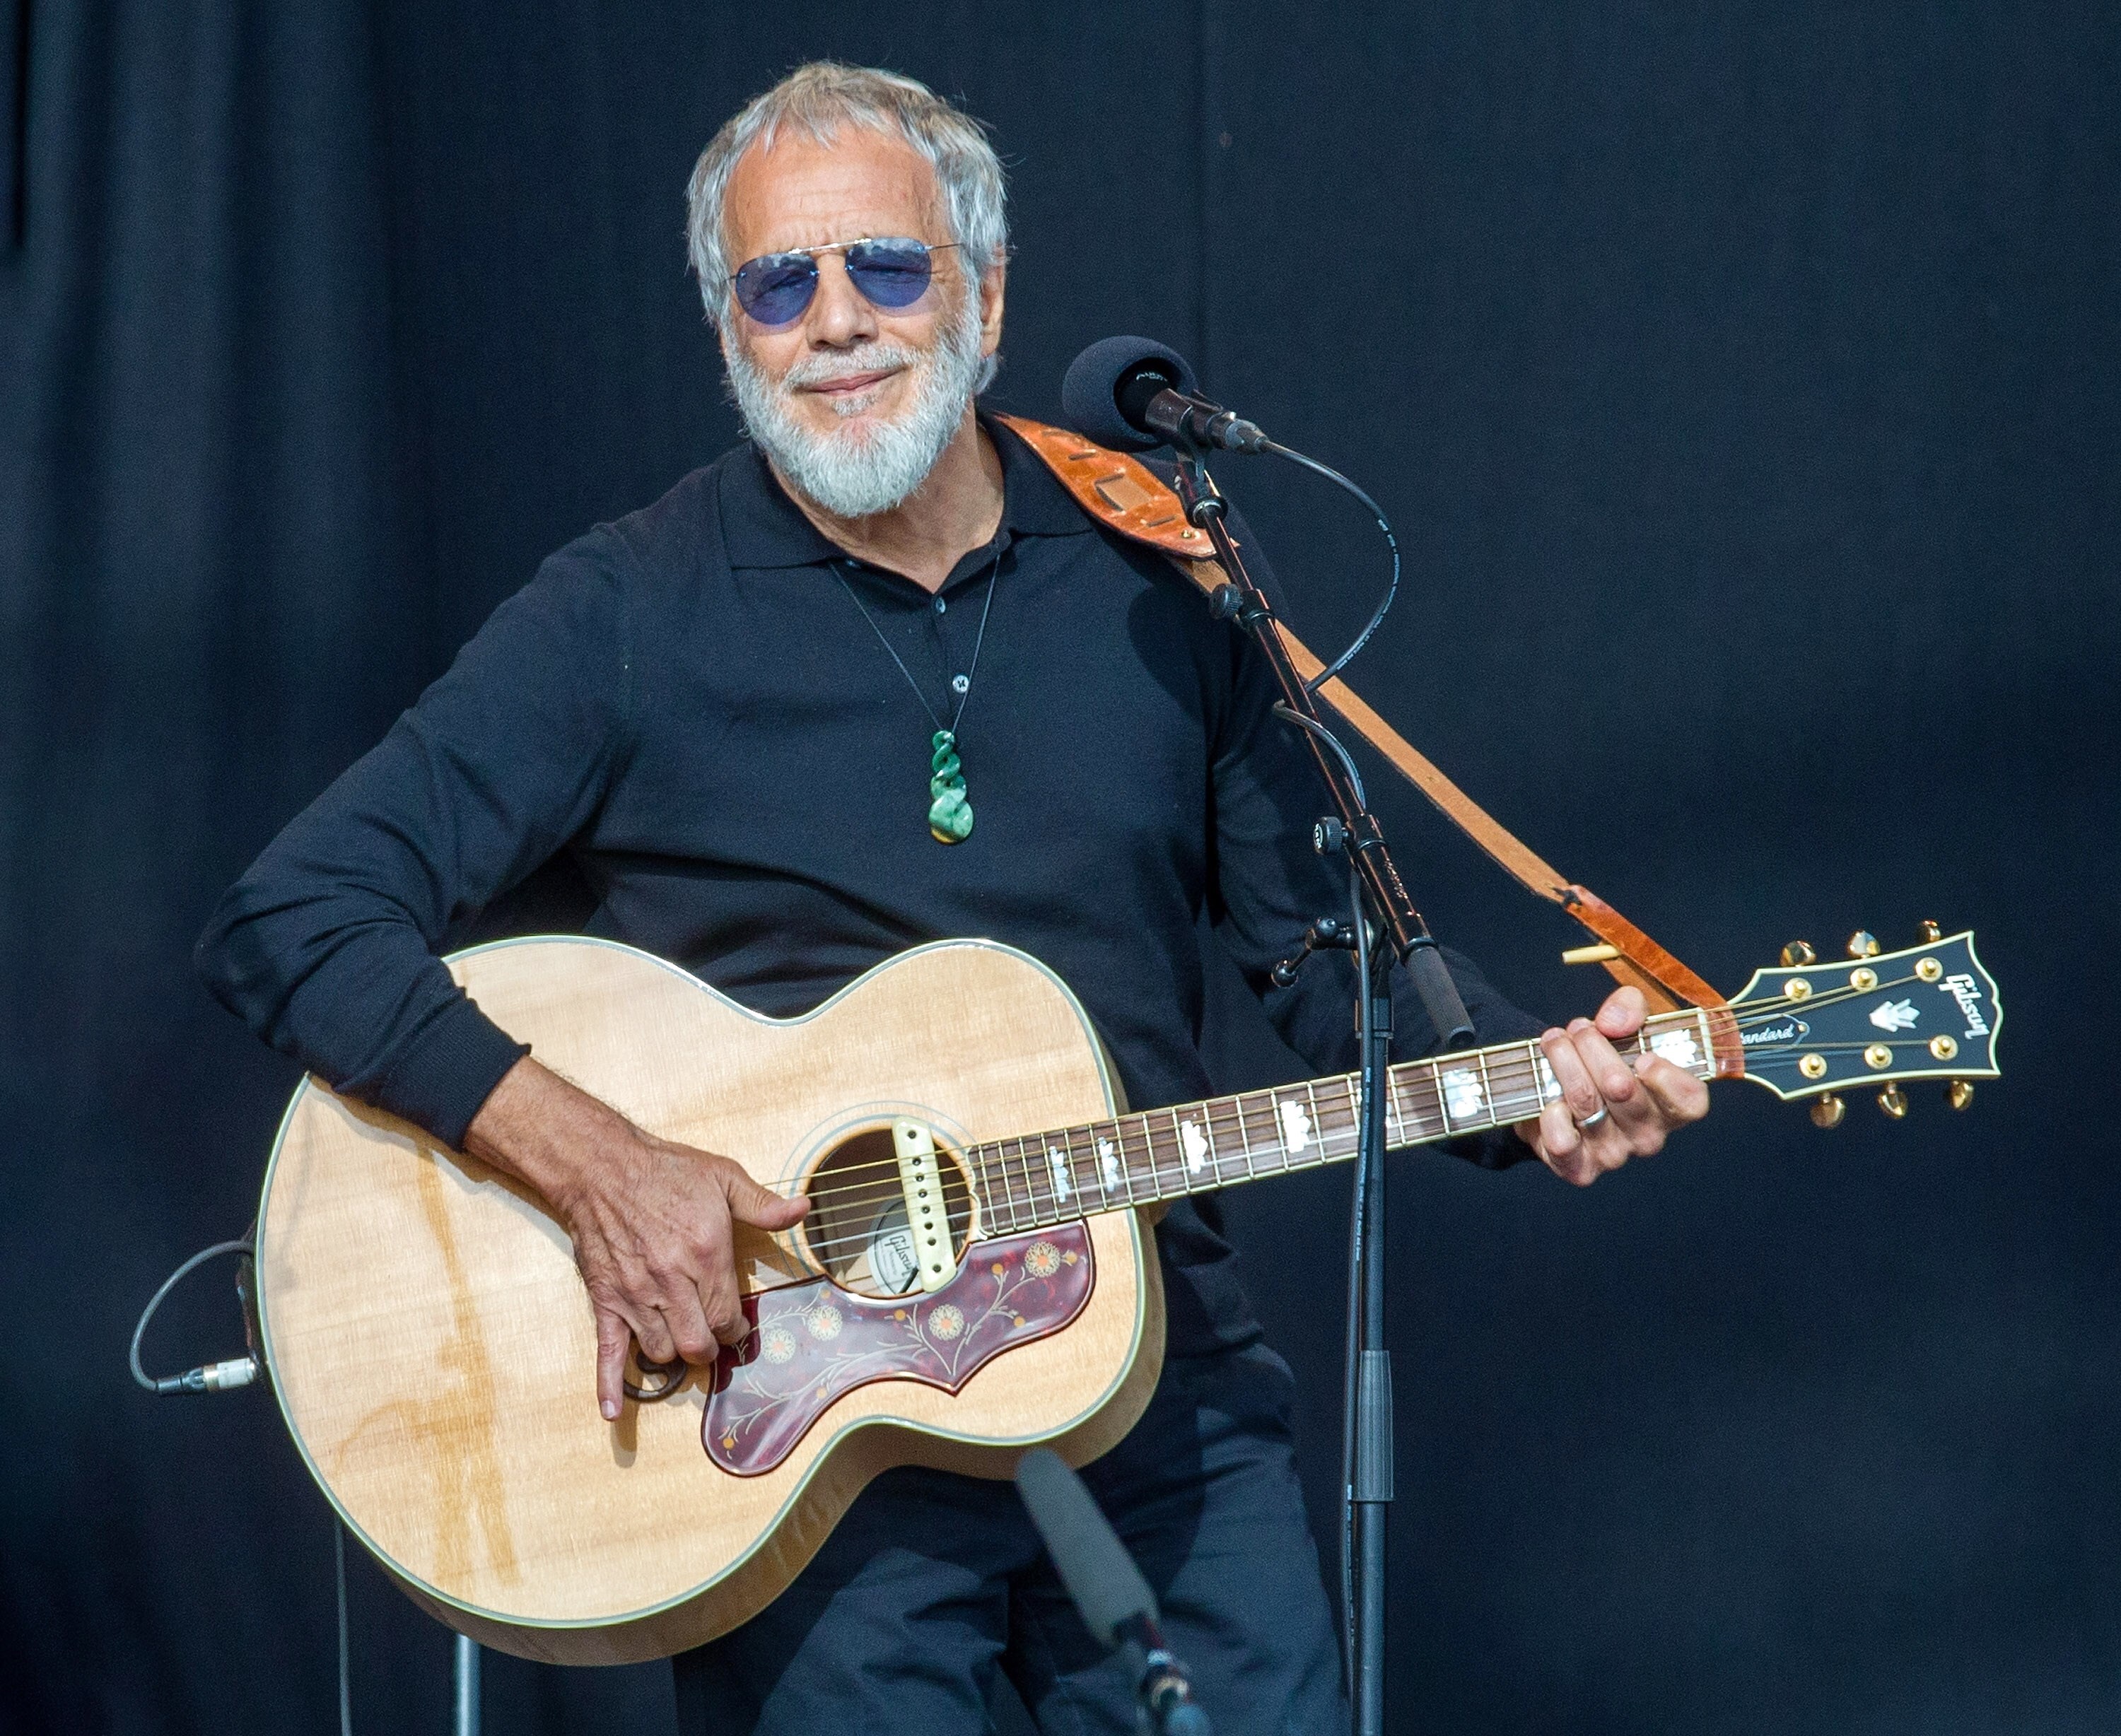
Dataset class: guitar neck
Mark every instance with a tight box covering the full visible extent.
[966,1008,1724,1238]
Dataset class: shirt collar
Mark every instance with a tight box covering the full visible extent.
[718,411,1093,573]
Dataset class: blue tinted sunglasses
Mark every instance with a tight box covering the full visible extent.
[731,236,960,326]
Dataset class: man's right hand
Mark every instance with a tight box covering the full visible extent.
[463,1057,810,1419]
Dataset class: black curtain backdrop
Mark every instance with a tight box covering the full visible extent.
[4,5,2115,1732]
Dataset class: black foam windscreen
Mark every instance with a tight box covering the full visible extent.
[1060,335,1199,452]
[1014,1447,1158,1646]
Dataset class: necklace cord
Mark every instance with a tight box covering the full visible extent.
[836,542,1003,737]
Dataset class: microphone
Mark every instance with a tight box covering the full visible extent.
[1061,336,1270,455]
[1015,1448,1211,1735]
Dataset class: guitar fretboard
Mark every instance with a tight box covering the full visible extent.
[964,1008,1723,1236]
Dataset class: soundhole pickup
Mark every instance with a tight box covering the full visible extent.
[795,1121,976,1299]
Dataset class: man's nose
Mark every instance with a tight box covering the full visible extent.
[805,252,878,347]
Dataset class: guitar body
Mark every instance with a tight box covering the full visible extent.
[255,937,1164,1665]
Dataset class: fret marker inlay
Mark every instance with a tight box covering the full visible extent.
[1441,1067,1485,1122]
[1277,1100,1312,1154]
[1650,1029,1703,1070]
[1096,1137,1120,1190]
[1179,1118,1208,1174]
[1046,1146,1070,1202]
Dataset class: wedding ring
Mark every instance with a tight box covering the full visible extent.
[1576,1105,1610,1131]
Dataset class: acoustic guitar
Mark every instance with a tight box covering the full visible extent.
[252,927,1999,1663]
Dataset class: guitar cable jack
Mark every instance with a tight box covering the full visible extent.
[129,1237,260,1396]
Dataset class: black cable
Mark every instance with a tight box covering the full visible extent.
[1338,855,1372,1679]
[129,1238,257,1393]
[1260,441,1401,694]
[1270,703,1368,810]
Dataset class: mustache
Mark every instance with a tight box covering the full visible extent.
[778,344,921,392]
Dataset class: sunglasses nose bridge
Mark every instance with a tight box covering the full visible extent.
[805,249,879,338]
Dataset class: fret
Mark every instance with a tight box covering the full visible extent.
[1302,1081,1333,1164]
[1696,1007,1717,1076]
[1526,1040,1557,1116]
[1196,1103,1228,1185]
[1117,1114,1155,1202]
[1408,1064,1442,1144]
[1475,1048,1499,1134]
[1049,1127,1085,1215]
[1429,1058,1452,1137]
[1228,1091,1258,1181]
[1385,1065,1410,1149]
[970,1142,1011,1236]
[1261,1084,1307,1168]
[1337,1074,1363,1156]
[1077,1123,1110,1208]
[1142,1111,1181,1197]
[1169,1107,1200,1192]
[1483,1043,1533,1128]
[1012,1135,1048,1225]
[1097,1121,1135,1206]
[979,1140,1020,1234]
[1067,1125,1097,1210]
[1080,1122,1116,1207]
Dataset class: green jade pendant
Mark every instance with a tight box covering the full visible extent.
[928,729,974,843]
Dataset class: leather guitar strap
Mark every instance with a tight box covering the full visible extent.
[996,414,1736,1043]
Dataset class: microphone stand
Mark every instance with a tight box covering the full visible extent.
[1167,450,1472,1736]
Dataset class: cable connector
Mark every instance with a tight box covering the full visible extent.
[151,1356,258,1396]
[131,1238,261,1396]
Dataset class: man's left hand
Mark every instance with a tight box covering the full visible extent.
[1516,985,1710,1185]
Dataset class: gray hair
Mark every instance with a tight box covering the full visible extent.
[685,62,1008,325]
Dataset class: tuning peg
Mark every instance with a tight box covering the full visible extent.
[1915,919,1941,944]
[1809,1093,1846,1129]
[1847,930,1881,958]
[1945,1079,1975,1111]
[1780,940,1817,967]
[1876,1085,1908,1119]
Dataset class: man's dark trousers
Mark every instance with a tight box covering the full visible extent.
[674,1340,1348,1735]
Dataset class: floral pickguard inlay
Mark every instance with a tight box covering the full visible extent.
[705,1226,1094,1475]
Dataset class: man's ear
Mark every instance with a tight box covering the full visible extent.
[977,254,1007,358]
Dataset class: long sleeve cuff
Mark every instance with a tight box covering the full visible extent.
[371,992,530,1151]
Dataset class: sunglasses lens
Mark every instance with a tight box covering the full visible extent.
[734,257,818,324]
[845,240,934,308]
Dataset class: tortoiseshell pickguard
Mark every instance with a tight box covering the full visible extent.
[704,1226,1094,1475]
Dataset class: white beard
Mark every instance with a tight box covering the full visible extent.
[724,285,993,520]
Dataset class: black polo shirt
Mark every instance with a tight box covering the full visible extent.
[198,417,1539,1352]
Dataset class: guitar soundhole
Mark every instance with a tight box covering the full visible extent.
[799,1127,976,1299]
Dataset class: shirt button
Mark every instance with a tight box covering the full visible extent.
[934,596,947,614]
[951,674,970,694]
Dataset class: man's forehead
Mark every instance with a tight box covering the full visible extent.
[725,129,945,257]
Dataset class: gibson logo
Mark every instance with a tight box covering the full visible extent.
[1741,1018,1809,1048]
[1941,973,1989,1036]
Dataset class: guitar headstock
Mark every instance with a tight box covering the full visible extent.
[1726,925,2001,1122]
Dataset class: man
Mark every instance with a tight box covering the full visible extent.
[198,62,1707,1732]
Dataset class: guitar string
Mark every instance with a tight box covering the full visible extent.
[758,1026,1677,1233]
[779,1019,1971,1264]
[755,978,1949,1209]
[759,1003,1912,1224]
[749,975,1965,1228]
